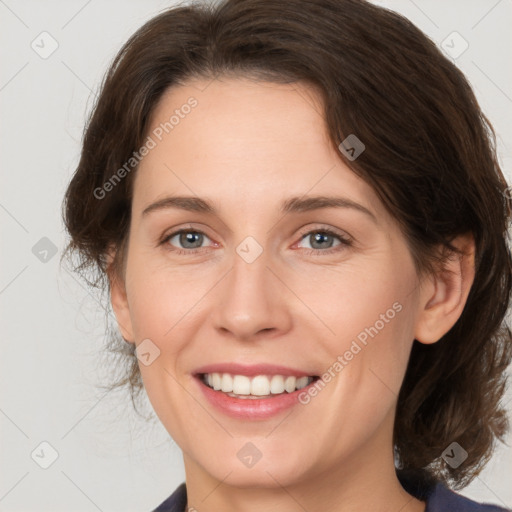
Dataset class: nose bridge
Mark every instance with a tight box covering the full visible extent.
[211,234,290,339]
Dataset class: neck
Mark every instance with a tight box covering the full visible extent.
[182,410,426,512]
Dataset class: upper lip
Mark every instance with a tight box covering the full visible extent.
[193,363,318,378]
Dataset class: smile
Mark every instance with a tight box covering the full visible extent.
[200,372,317,398]
[192,364,322,420]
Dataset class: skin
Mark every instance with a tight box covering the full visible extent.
[108,77,475,512]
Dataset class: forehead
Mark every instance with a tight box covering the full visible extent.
[145,77,329,161]
[132,78,385,220]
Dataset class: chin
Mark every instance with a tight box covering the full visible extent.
[193,442,314,489]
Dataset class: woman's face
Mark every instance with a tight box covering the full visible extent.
[112,77,427,488]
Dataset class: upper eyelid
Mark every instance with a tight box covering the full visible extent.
[296,225,351,240]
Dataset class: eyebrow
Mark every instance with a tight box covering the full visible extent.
[141,195,378,223]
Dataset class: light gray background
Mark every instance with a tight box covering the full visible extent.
[1,0,511,510]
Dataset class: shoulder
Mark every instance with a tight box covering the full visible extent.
[151,482,187,512]
[398,470,509,512]
[426,482,510,512]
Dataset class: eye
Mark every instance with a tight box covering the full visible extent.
[160,229,214,254]
[295,227,352,255]
[159,226,353,256]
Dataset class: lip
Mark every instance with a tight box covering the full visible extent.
[193,362,316,378]
[193,369,320,420]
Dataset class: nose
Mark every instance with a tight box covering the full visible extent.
[211,243,293,342]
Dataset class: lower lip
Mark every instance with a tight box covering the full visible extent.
[195,375,318,420]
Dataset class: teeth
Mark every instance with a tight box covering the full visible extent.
[296,376,309,390]
[284,376,296,393]
[250,375,270,395]
[212,373,222,391]
[233,375,251,395]
[202,373,314,396]
[221,373,233,392]
[270,375,285,394]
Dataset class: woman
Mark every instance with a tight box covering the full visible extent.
[61,0,512,510]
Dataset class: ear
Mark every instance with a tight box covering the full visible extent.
[414,233,476,344]
[106,245,135,344]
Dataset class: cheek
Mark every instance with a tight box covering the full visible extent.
[294,257,413,338]
[308,278,417,456]
[124,263,199,432]
[125,256,207,341]
[312,258,418,392]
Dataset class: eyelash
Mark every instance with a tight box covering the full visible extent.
[296,227,353,256]
[159,226,353,256]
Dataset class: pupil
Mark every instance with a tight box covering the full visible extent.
[181,232,202,248]
[311,232,332,249]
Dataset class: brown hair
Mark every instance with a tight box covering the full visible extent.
[61,0,512,490]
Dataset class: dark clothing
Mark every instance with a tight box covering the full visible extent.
[152,473,510,511]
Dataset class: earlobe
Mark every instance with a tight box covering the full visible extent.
[414,233,476,345]
[105,246,135,344]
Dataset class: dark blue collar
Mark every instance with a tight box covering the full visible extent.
[397,470,508,512]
